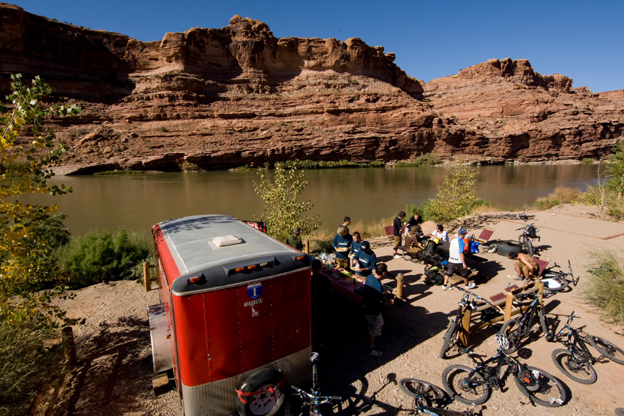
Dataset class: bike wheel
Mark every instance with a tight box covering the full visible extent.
[525,237,534,257]
[551,348,597,384]
[441,364,491,405]
[514,366,566,407]
[500,318,522,354]
[588,335,624,365]
[439,320,459,359]
[398,378,446,404]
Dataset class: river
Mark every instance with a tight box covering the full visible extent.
[21,163,598,236]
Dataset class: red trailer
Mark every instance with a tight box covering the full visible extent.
[148,215,312,416]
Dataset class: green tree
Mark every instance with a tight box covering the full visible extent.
[425,163,484,223]
[1,74,80,294]
[606,141,624,196]
[0,74,79,416]
[253,161,320,242]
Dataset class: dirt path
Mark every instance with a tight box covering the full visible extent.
[51,205,624,416]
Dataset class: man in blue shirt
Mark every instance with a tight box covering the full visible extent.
[362,263,388,357]
[353,241,377,277]
[333,225,352,269]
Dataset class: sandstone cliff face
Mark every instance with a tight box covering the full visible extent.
[1,4,623,173]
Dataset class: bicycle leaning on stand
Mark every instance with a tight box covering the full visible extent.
[441,334,567,407]
[497,291,548,354]
[291,352,342,416]
[439,286,503,359]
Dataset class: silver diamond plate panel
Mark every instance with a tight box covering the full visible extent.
[181,346,311,416]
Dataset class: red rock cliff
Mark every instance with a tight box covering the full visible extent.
[0,4,622,173]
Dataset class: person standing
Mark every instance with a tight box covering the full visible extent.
[405,212,423,237]
[353,240,377,277]
[362,263,388,357]
[341,216,351,229]
[333,225,352,269]
[350,232,364,266]
[443,228,476,290]
[285,227,303,250]
[392,211,406,258]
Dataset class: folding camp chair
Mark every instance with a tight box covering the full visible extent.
[474,227,495,244]
[532,257,550,276]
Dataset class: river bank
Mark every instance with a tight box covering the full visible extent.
[45,205,624,416]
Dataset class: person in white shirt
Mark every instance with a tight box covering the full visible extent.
[430,224,449,243]
[443,228,476,290]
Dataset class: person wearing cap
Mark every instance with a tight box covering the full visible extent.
[353,240,377,277]
[362,263,388,357]
[333,225,352,269]
[443,228,476,290]
[285,227,303,251]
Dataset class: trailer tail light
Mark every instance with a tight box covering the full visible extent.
[247,264,257,270]
[295,256,305,261]
[235,267,245,272]
[188,274,206,284]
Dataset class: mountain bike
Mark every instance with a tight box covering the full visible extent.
[291,352,342,415]
[441,336,566,407]
[399,378,475,415]
[497,291,548,354]
[439,286,503,359]
[549,311,599,384]
[516,224,539,257]
[540,260,578,293]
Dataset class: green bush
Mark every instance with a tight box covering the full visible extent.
[58,229,150,287]
[395,153,442,167]
[585,249,624,323]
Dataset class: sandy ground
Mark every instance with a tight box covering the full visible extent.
[49,205,624,416]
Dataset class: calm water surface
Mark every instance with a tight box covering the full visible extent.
[24,164,598,236]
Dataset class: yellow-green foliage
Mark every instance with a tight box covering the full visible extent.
[254,161,320,242]
[534,187,581,210]
[606,141,624,195]
[425,163,485,223]
[0,74,80,416]
[585,249,624,323]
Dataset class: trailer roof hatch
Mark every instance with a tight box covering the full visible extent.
[212,235,243,248]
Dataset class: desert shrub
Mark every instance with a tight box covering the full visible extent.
[424,164,487,223]
[581,157,595,165]
[254,161,320,242]
[180,160,200,172]
[395,153,442,167]
[58,229,150,287]
[534,187,581,210]
[0,312,61,416]
[606,141,624,195]
[584,249,624,323]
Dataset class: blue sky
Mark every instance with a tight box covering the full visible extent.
[9,0,624,92]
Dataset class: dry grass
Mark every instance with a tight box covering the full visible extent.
[534,186,582,210]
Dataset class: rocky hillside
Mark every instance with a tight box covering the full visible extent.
[1,3,623,174]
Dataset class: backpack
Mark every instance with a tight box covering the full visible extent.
[424,265,445,286]
[527,225,539,239]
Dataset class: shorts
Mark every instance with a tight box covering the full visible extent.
[516,261,539,277]
[446,262,469,278]
[365,313,384,337]
[393,236,402,250]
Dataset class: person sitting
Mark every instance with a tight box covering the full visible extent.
[430,224,449,243]
[333,225,352,269]
[508,252,539,282]
[353,241,377,277]
[404,212,423,237]
[404,225,424,253]
[285,227,303,250]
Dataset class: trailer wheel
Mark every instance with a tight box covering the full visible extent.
[236,369,285,416]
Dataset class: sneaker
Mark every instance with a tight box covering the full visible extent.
[442,285,451,291]
[465,283,476,289]
[513,276,523,281]
[369,349,383,357]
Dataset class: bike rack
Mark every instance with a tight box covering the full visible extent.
[458,281,545,347]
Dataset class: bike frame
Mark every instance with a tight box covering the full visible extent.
[555,313,594,364]
[515,294,546,337]
[464,349,524,391]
